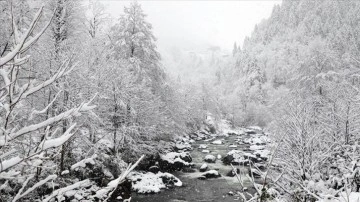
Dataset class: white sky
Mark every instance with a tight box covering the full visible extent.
[102,0,280,52]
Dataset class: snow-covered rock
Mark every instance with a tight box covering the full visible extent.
[204,155,216,163]
[190,130,210,141]
[199,144,207,149]
[251,137,266,145]
[160,152,192,165]
[228,191,235,196]
[149,166,160,173]
[226,167,240,177]
[223,150,243,165]
[189,132,198,139]
[159,152,192,171]
[248,126,262,131]
[202,150,210,153]
[212,140,223,145]
[128,172,182,194]
[61,170,70,175]
[248,168,262,178]
[197,176,207,180]
[200,163,208,172]
[250,145,265,150]
[244,129,257,134]
[243,135,270,145]
[222,150,263,165]
[254,149,271,160]
[199,170,221,179]
[243,152,262,162]
[175,142,192,151]
[223,129,244,136]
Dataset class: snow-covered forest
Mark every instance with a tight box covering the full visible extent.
[1,0,360,201]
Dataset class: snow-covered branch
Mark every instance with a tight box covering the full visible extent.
[0,99,95,146]
[42,179,91,202]
[12,175,57,202]
[0,6,50,67]
[29,91,62,120]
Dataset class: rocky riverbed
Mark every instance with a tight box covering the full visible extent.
[131,125,271,202]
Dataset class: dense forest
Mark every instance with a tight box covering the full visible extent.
[1,0,360,201]
[215,0,360,201]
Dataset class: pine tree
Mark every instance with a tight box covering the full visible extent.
[232,42,238,56]
[111,1,164,89]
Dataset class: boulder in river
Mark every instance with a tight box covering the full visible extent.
[202,150,210,153]
[204,155,216,163]
[222,150,251,165]
[175,141,192,151]
[244,135,270,145]
[248,168,262,178]
[149,165,160,173]
[245,126,263,134]
[243,152,262,163]
[201,170,221,179]
[227,191,235,196]
[212,140,223,145]
[226,167,240,177]
[254,163,267,171]
[199,144,207,149]
[253,149,270,161]
[249,145,265,151]
[195,130,210,140]
[189,133,198,139]
[245,130,257,135]
[199,163,208,172]
[159,152,192,172]
[197,176,207,180]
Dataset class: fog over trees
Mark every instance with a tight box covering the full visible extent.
[1,0,360,201]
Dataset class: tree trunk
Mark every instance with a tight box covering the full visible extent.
[60,89,69,171]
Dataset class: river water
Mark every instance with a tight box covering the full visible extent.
[132,134,259,202]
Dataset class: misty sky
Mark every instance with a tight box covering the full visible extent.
[102,0,280,53]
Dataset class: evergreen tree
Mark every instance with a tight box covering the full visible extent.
[232,42,238,56]
[111,1,164,89]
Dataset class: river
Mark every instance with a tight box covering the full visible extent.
[132,132,263,202]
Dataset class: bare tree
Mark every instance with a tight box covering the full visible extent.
[0,5,95,201]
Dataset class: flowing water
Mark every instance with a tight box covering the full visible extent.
[132,135,258,202]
